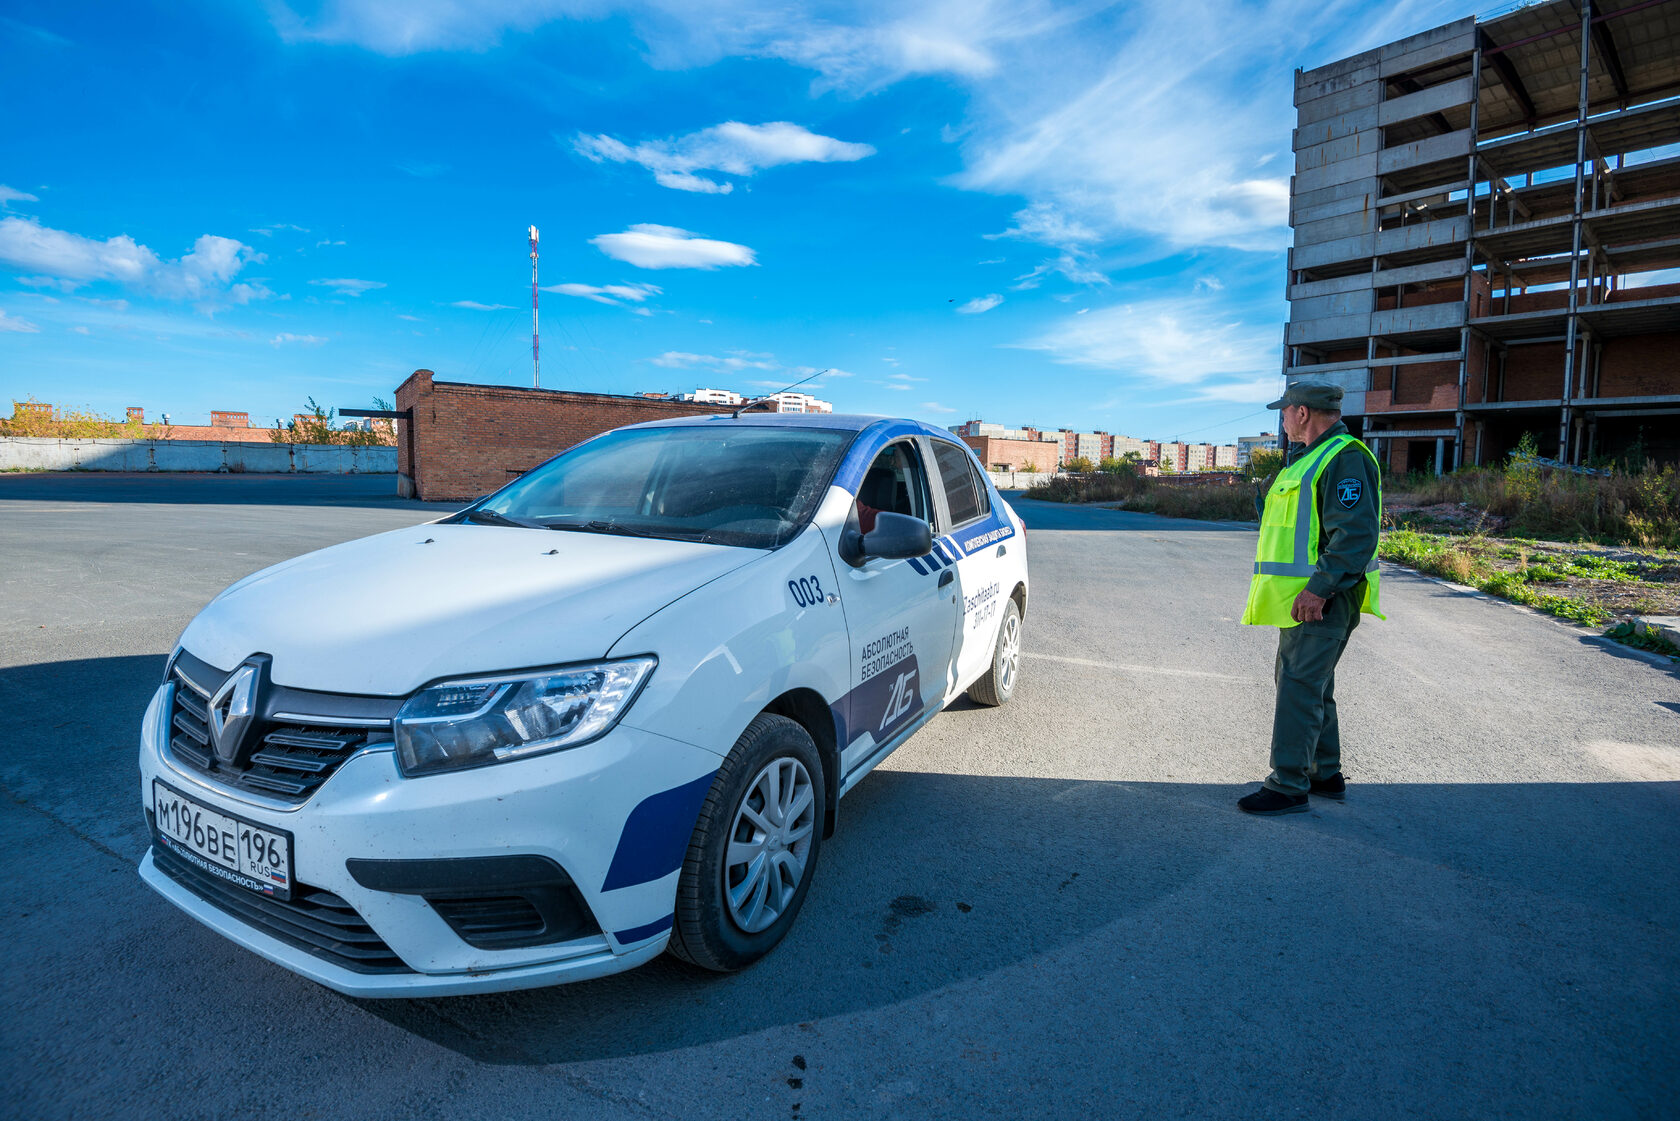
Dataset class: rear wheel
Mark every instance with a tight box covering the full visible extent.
[966,598,1021,706]
[668,714,825,972]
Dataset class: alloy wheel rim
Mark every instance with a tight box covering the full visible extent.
[724,757,816,934]
[999,613,1020,693]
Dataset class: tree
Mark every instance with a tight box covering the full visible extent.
[1065,456,1094,473]
[270,396,397,447]
[1242,448,1285,481]
[1018,461,1039,474]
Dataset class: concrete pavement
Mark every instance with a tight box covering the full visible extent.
[2,474,1675,1120]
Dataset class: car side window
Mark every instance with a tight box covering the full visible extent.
[854,441,931,535]
[933,441,988,527]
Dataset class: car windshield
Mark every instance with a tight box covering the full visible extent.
[466,424,856,549]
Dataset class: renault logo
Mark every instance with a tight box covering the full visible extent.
[209,663,260,765]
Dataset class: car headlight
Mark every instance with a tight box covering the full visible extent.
[393,657,656,777]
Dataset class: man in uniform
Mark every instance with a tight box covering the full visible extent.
[1238,382,1384,816]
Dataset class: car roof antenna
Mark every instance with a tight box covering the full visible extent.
[731,369,829,419]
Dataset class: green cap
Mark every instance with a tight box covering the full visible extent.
[1267,381,1344,410]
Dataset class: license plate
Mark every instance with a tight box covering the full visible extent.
[151,780,294,901]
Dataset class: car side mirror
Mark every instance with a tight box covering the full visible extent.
[842,511,932,564]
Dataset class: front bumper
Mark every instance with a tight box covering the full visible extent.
[136,683,720,997]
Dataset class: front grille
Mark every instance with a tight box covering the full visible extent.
[430,896,547,942]
[152,840,409,974]
[167,665,386,802]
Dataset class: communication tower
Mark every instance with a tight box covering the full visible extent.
[528,225,540,389]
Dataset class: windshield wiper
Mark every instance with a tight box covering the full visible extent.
[545,518,718,543]
[464,508,548,530]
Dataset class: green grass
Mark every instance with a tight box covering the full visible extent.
[1378,529,1616,626]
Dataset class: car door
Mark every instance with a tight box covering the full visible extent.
[929,438,1010,692]
[833,438,959,780]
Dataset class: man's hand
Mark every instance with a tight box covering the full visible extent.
[1291,589,1327,623]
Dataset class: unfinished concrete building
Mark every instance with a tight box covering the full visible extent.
[1285,0,1680,473]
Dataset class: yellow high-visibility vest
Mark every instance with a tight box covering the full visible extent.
[1241,433,1385,628]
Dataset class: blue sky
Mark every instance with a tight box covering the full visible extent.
[1,0,1477,444]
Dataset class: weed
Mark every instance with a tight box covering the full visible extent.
[1378,530,1614,625]
[1388,458,1680,550]
[1604,621,1680,660]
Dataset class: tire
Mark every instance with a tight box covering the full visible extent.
[667,713,826,972]
[966,597,1021,706]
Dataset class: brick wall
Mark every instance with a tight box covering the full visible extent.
[1596,335,1680,398]
[394,370,725,501]
[151,424,278,443]
[960,435,1059,473]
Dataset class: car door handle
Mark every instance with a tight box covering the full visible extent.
[938,570,954,589]
[996,544,1007,557]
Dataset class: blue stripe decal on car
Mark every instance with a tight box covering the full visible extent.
[613,913,674,944]
[831,419,928,493]
[600,771,718,892]
[907,556,927,575]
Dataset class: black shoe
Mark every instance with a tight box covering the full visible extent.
[1310,773,1346,801]
[1238,787,1309,816]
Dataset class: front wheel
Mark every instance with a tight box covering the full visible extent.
[667,714,826,972]
[966,598,1021,706]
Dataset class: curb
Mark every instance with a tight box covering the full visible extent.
[1383,562,1679,670]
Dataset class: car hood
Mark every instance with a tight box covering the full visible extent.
[178,523,760,696]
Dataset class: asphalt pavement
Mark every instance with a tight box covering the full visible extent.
[2,473,1676,1120]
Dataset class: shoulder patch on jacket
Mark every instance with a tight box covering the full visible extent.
[1335,478,1363,508]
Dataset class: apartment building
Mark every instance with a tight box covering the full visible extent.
[1236,432,1280,466]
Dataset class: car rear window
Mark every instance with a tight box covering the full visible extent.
[932,441,989,527]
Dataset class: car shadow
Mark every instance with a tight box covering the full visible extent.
[348,769,1680,1065]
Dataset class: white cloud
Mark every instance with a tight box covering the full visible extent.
[0,185,39,210]
[69,325,90,335]
[269,0,1466,254]
[575,121,874,193]
[649,350,777,372]
[889,371,927,382]
[921,401,957,413]
[270,333,328,346]
[316,239,347,248]
[397,313,424,321]
[986,202,1097,250]
[267,0,1032,87]
[956,293,1002,314]
[451,300,515,310]
[591,224,756,270]
[544,281,662,307]
[312,277,386,296]
[0,217,267,305]
[250,223,309,237]
[0,309,40,333]
[1184,376,1280,404]
[1014,296,1278,388]
[944,0,1471,252]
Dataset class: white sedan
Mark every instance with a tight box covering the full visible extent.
[138,412,1029,996]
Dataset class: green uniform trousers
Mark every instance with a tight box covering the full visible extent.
[1264,578,1364,796]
